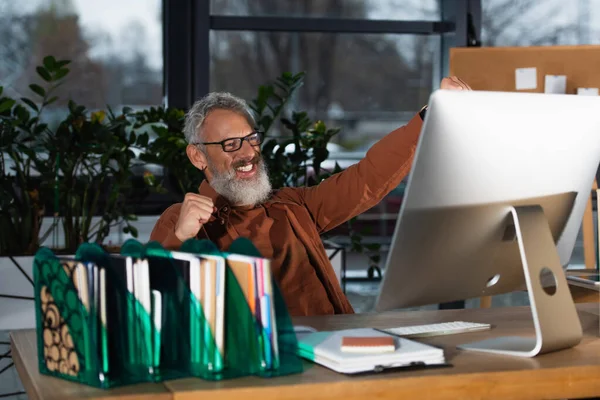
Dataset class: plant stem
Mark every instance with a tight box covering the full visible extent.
[80,180,92,241]
[95,180,119,243]
[8,149,33,250]
[88,221,121,241]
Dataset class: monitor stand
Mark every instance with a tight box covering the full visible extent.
[458,204,583,357]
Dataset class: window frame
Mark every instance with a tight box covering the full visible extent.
[162,0,482,109]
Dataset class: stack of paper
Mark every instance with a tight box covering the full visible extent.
[297,328,445,374]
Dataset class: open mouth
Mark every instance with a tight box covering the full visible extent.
[234,161,257,178]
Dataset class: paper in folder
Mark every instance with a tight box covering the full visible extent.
[227,254,279,370]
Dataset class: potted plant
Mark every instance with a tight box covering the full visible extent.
[0,56,146,329]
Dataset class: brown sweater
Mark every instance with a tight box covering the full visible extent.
[149,114,423,316]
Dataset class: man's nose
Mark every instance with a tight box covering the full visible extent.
[238,138,258,157]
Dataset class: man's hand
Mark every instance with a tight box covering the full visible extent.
[441,76,472,91]
[175,193,215,242]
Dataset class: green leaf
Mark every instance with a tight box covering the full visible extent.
[128,225,138,237]
[36,66,52,82]
[34,123,48,135]
[20,97,39,112]
[55,60,71,68]
[44,96,58,106]
[29,84,46,97]
[68,100,77,113]
[137,132,149,147]
[0,87,3,97]
[15,105,30,122]
[0,98,15,113]
[53,68,69,80]
[43,56,57,70]
[150,125,168,136]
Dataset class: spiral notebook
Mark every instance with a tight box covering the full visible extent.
[296,328,446,374]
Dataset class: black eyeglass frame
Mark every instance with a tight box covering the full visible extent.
[196,131,264,152]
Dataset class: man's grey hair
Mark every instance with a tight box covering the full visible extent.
[183,92,256,146]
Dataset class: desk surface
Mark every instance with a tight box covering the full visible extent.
[11,304,600,400]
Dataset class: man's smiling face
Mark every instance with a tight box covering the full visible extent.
[186,108,272,206]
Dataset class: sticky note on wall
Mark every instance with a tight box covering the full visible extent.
[577,88,599,96]
[544,75,567,94]
[515,68,537,90]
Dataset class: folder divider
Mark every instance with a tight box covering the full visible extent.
[33,238,303,389]
[119,239,191,382]
[227,238,303,378]
[78,242,162,384]
[34,244,156,388]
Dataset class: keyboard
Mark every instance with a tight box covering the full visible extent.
[380,321,491,338]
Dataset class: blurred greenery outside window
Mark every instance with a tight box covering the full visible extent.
[0,0,163,132]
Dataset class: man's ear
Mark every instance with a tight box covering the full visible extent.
[186,144,207,171]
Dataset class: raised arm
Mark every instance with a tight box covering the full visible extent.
[296,77,472,234]
[298,112,423,234]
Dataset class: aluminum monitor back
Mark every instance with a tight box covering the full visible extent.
[375,90,600,312]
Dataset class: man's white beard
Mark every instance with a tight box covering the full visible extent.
[207,157,272,206]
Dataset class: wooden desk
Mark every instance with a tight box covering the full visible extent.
[11,304,600,400]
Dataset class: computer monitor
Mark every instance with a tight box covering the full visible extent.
[375,89,600,357]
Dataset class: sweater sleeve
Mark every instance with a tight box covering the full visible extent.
[298,113,423,234]
[149,203,184,249]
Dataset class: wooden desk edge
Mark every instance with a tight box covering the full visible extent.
[10,331,174,400]
[10,304,600,400]
[167,365,600,400]
[11,333,42,400]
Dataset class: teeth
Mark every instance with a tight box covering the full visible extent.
[236,164,253,172]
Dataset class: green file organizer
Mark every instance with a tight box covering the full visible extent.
[33,238,303,388]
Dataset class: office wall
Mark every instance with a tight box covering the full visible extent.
[449,45,600,93]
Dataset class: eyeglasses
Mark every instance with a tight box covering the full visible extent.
[197,131,264,152]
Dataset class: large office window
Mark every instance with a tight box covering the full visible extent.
[210,30,439,147]
[164,0,471,148]
[0,0,163,110]
[481,0,600,46]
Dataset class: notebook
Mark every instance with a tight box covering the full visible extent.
[297,328,446,374]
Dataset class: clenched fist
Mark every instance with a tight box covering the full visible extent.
[175,193,216,242]
[440,76,472,91]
